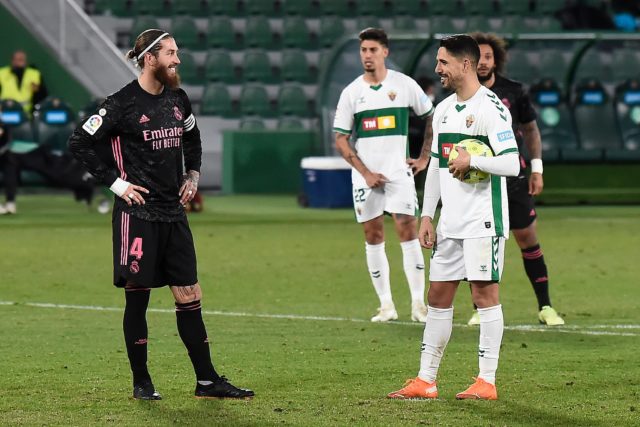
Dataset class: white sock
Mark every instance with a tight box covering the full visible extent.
[365,242,392,306]
[418,306,453,383]
[477,304,504,385]
[400,239,426,303]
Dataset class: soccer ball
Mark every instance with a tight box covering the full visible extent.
[448,138,493,184]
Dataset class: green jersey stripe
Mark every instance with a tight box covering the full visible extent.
[353,107,409,139]
[497,147,519,156]
[417,106,435,118]
[490,175,504,236]
[334,127,351,135]
[491,237,500,281]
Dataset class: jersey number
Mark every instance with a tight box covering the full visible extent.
[130,237,144,260]
[354,188,367,203]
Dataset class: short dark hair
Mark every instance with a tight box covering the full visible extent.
[359,27,389,47]
[469,32,508,74]
[439,34,480,68]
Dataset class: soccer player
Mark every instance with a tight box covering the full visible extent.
[333,28,435,323]
[388,34,519,400]
[465,32,564,326]
[68,29,253,400]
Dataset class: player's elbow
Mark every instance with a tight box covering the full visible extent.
[504,154,520,177]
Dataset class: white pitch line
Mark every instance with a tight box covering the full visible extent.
[1,300,639,337]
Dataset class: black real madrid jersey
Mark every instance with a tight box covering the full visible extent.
[69,80,201,222]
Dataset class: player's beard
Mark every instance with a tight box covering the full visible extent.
[477,67,494,83]
[154,64,181,89]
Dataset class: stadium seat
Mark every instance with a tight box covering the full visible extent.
[318,16,345,48]
[277,85,309,116]
[239,118,266,130]
[240,84,273,116]
[0,99,35,141]
[177,50,202,84]
[356,16,381,32]
[35,98,75,152]
[281,0,316,16]
[243,50,276,83]
[392,0,426,15]
[282,16,314,49]
[612,49,640,83]
[318,0,353,16]
[131,16,160,43]
[574,49,613,85]
[429,16,458,34]
[281,49,312,83]
[429,0,464,15]
[171,16,204,50]
[95,0,135,16]
[277,117,305,129]
[500,0,532,15]
[392,15,417,32]
[465,0,498,15]
[501,15,523,32]
[204,50,236,83]
[201,83,236,117]
[535,0,562,16]
[537,50,570,87]
[504,50,539,84]
[173,0,207,15]
[529,79,578,161]
[136,0,172,16]
[209,0,240,16]
[244,0,277,16]
[571,79,621,159]
[207,16,238,49]
[356,0,388,17]
[244,16,276,49]
[614,79,640,151]
[466,15,495,32]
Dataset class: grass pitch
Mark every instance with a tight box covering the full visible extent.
[1,195,639,426]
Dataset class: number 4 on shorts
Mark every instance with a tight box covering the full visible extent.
[130,237,144,260]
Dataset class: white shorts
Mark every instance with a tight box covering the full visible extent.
[429,235,505,282]
[352,174,418,223]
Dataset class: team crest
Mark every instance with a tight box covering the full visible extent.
[173,106,183,121]
[465,114,475,128]
[387,90,397,101]
[130,260,140,274]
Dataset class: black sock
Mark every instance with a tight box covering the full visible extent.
[522,244,551,310]
[175,300,219,382]
[123,288,151,384]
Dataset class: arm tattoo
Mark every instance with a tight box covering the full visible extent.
[419,115,434,160]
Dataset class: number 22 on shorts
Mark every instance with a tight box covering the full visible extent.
[354,188,368,203]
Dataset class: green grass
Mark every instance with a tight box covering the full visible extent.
[1,195,639,426]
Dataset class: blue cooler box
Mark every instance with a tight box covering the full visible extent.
[301,157,352,208]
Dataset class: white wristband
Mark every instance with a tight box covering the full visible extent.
[530,158,543,174]
[110,177,130,197]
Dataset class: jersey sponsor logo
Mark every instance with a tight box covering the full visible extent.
[173,106,183,121]
[143,126,184,150]
[501,97,511,109]
[82,114,103,135]
[139,114,150,124]
[497,130,515,142]
[387,90,397,101]
[361,115,396,130]
[465,114,475,128]
[441,142,454,159]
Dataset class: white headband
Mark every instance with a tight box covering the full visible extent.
[136,32,169,62]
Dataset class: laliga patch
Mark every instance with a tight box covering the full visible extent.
[82,114,103,135]
[497,130,514,142]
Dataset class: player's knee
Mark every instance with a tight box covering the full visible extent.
[171,283,202,303]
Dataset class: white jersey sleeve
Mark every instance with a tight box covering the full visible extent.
[333,88,353,135]
[484,93,519,156]
[407,76,434,118]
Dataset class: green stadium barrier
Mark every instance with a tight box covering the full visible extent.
[222,130,319,194]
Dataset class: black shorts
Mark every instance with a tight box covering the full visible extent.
[507,175,537,230]
[112,210,198,288]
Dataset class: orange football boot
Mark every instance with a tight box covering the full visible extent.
[455,377,498,400]
[387,377,438,399]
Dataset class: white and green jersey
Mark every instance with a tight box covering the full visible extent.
[432,85,519,238]
[333,70,434,186]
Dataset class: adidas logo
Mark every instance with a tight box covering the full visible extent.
[139,114,150,123]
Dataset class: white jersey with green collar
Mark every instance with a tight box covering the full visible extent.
[431,85,519,238]
[333,69,434,186]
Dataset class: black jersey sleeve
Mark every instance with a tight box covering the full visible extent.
[179,89,202,173]
[517,87,538,125]
[68,95,123,186]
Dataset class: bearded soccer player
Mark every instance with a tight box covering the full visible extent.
[466,32,564,326]
[68,29,254,400]
[333,28,434,323]
[388,34,519,401]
